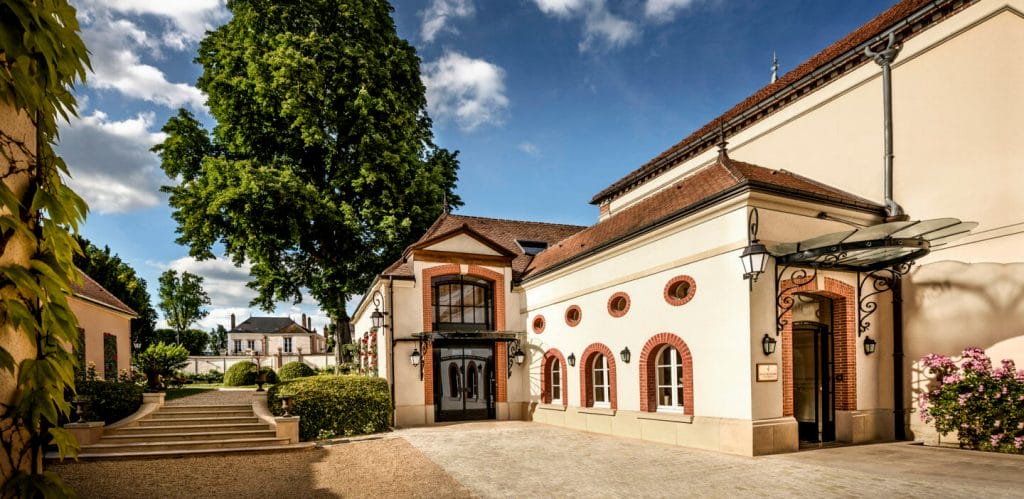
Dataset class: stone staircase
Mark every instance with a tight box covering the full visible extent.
[63,402,313,460]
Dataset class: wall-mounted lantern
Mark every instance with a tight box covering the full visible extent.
[864,336,877,355]
[370,290,388,330]
[410,348,422,367]
[740,207,770,285]
[761,333,777,356]
[620,347,631,364]
[567,353,576,367]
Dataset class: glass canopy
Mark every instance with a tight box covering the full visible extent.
[768,218,977,271]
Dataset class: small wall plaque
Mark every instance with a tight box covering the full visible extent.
[756,363,779,382]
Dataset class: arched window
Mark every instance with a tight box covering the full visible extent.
[655,346,684,411]
[448,362,461,399]
[550,360,562,403]
[542,349,567,406]
[466,361,479,400]
[591,354,610,408]
[432,275,494,332]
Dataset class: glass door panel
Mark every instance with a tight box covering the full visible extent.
[435,342,495,422]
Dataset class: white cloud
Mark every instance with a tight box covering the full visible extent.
[531,0,639,53]
[79,12,207,111]
[422,51,509,132]
[76,0,230,48]
[421,0,474,43]
[58,110,166,213]
[518,142,541,156]
[644,0,697,21]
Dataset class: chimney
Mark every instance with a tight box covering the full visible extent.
[230,313,236,330]
[301,313,307,329]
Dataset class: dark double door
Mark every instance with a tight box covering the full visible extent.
[434,342,496,422]
[793,323,835,442]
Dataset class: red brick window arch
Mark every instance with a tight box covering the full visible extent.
[541,349,568,406]
[579,343,617,409]
[607,292,630,318]
[532,315,546,334]
[663,275,696,306]
[564,305,582,327]
[639,333,694,415]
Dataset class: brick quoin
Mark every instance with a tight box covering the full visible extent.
[420,263,508,405]
[496,343,508,402]
[541,349,568,405]
[579,343,617,409]
[780,276,857,417]
[638,333,694,415]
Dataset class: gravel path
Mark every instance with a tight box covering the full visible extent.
[52,437,472,498]
[164,388,255,406]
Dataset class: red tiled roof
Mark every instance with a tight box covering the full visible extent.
[70,269,137,317]
[383,214,586,281]
[527,152,883,278]
[591,0,972,204]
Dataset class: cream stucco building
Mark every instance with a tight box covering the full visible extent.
[69,270,137,379]
[351,0,1023,456]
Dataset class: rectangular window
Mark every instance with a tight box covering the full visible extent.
[234,339,242,354]
[283,337,293,353]
[247,339,255,351]
[592,355,610,408]
[551,362,562,403]
[103,333,117,380]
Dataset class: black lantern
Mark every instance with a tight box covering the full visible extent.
[132,338,142,352]
[864,336,877,355]
[740,207,770,284]
[369,290,388,330]
[410,348,421,366]
[567,353,576,367]
[761,333,777,356]
[371,309,385,329]
[514,348,526,365]
[620,347,631,364]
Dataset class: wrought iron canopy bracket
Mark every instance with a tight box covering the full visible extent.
[775,262,819,336]
[506,338,521,379]
[416,335,429,380]
[856,261,912,337]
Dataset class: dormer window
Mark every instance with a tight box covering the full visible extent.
[517,240,548,256]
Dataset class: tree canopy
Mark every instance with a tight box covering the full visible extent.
[154,328,208,356]
[157,270,210,344]
[73,236,158,348]
[152,0,461,333]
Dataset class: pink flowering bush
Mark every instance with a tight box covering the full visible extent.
[919,347,1024,453]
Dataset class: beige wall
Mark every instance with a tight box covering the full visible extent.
[68,296,133,378]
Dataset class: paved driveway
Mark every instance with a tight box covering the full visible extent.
[398,421,1024,498]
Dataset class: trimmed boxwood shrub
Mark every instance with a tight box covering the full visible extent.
[278,361,317,381]
[224,361,278,386]
[73,379,144,424]
[268,375,391,440]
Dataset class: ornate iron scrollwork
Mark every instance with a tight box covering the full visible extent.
[506,338,522,379]
[776,264,817,335]
[857,261,913,336]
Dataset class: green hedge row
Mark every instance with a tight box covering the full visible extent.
[223,361,278,386]
[72,379,144,424]
[268,375,391,440]
[278,361,316,381]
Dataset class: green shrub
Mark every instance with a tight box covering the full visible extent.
[224,361,278,386]
[72,379,144,424]
[268,375,391,441]
[278,361,317,381]
[133,342,189,391]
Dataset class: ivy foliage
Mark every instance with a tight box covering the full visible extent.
[152,0,462,331]
[1,0,90,496]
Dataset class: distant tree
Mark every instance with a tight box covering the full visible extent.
[154,328,208,356]
[210,324,228,355]
[151,0,461,356]
[73,236,158,348]
[157,270,210,344]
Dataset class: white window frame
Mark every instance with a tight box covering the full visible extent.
[656,345,685,413]
[233,339,242,354]
[283,337,293,353]
[246,339,256,352]
[591,354,610,408]
[550,360,562,404]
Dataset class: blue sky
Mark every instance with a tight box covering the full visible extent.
[58,0,895,331]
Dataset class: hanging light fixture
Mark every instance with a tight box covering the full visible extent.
[864,336,877,355]
[514,348,526,365]
[370,290,388,329]
[761,333,777,356]
[741,207,770,284]
[410,348,421,366]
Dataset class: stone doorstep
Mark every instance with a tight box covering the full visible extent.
[81,436,292,454]
[45,442,316,462]
[135,416,260,425]
[107,423,271,435]
[98,429,278,443]
[150,410,255,418]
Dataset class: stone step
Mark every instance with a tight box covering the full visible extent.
[98,429,277,443]
[159,404,251,411]
[149,410,255,418]
[46,442,316,461]
[81,436,292,454]
[107,423,271,435]
[136,416,260,426]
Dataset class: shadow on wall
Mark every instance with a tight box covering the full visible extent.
[904,261,1024,440]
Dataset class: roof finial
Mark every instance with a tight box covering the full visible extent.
[771,50,779,83]
[716,120,729,161]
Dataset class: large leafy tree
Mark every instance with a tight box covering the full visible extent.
[73,236,158,349]
[154,328,209,356]
[157,270,210,344]
[152,0,460,342]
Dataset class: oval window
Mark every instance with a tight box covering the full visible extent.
[532,315,546,334]
[607,292,630,317]
[664,276,696,306]
[565,305,582,327]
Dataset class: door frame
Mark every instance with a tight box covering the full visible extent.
[433,340,497,422]
[792,321,836,442]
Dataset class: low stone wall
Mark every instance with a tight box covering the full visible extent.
[185,354,339,374]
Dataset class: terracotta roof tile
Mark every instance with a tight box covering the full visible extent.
[591,0,970,204]
[383,214,586,282]
[527,153,884,278]
[231,317,308,334]
[70,269,137,317]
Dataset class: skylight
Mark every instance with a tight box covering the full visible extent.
[517,240,548,256]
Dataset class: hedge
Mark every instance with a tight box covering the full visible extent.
[278,361,317,381]
[224,361,278,386]
[72,379,144,424]
[268,375,391,440]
